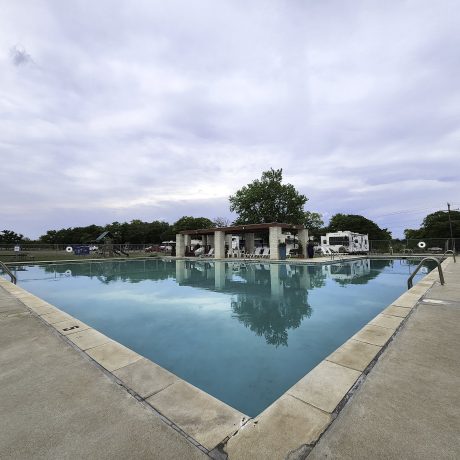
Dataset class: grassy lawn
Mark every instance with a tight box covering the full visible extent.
[0,251,160,264]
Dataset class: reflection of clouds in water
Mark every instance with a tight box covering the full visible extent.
[88,289,230,312]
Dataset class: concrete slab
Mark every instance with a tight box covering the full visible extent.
[66,327,112,350]
[0,289,207,460]
[225,395,331,460]
[147,380,246,450]
[113,358,177,398]
[86,340,143,372]
[369,313,404,330]
[287,361,361,413]
[308,260,460,460]
[383,305,411,317]
[326,339,381,372]
[40,310,72,324]
[392,291,422,309]
[352,324,394,346]
[30,304,58,316]
[51,318,92,335]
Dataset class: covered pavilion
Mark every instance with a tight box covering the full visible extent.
[176,222,309,260]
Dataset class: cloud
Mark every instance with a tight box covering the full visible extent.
[9,45,33,66]
[0,0,458,238]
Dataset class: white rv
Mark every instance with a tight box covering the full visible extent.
[322,259,371,280]
[320,231,369,254]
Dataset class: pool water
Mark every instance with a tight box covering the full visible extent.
[6,258,432,416]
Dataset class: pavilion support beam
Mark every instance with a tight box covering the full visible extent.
[245,233,255,253]
[298,229,309,258]
[176,260,185,283]
[214,262,226,289]
[176,234,185,257]
[269,226,282,260]
[214,231,226,259]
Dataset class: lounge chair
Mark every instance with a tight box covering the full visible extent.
[249,247,263,259]
[261,248,270,258]
[200,248,214,258]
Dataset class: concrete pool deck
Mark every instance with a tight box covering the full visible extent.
[0,256,458,459]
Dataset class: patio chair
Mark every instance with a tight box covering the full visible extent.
[200,248,214,258]
[249,247,263,259]
[260,248,270,259]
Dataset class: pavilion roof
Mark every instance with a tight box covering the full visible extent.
[179,222,304,235]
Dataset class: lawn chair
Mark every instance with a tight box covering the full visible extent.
[261,248,270,258]
[249,247,263,259]
[200,248,214,258]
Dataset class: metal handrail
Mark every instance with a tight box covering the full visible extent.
[0,261,17,284]
[407,257,444,289]
[443,250,456,263]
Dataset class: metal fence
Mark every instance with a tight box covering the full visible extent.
[369,238,458,254]
[0,243,158,252]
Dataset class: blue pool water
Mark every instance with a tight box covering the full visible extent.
[5,258,432,416]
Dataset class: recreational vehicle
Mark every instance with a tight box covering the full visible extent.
[320,231,369,254]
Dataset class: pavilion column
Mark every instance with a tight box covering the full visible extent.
[299,265,310,290]
[176,234,185,257]
[270,264,282,298]
[269,226,282,260]
[208,234,214,248]
[176,260,185,283]
[298,229,309,259]
[245,233,255,253]
[225,234,233,255]
[214,261,226,289]
[202,235,207,247]
[184,235,191,250]
[214,231,225,259]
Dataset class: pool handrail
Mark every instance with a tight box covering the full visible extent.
[0,261,17,284]
[443,249,456,263]
[407,256,444,289]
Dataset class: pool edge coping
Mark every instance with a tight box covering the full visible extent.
[0,256,450,457]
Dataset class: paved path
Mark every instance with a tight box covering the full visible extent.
[0,287,207,460]
[309,258,460,460]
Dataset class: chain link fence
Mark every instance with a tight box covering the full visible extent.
[369,238,458,254]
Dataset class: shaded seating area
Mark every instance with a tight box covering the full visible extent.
[176,223,309,260]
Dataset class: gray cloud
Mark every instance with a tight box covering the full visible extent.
[0,0,459,238]
[9,45,33,66]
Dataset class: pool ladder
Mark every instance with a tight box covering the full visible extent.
[0,261,17,284]
[443,250,456,263]
[407,257,444,289]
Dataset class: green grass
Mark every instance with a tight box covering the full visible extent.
[0,251,160,264]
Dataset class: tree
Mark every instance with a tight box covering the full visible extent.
[213,217,231,228]
[173,216,214,232]
[0,230,24,244]
[229,168,308,224]
[304,211,324,233]
[404,210,460,239]
[327,214,391,240]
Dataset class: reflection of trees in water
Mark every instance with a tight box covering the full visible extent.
[42,259,177,284]
[231,285,312,347]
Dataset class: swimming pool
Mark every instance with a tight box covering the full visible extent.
[4,258,432,416]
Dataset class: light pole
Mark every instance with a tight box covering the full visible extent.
[447,202,455,252]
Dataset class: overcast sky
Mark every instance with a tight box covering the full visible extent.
[1,0,459,239]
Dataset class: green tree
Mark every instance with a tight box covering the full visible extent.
[304,211,324,233]
[213,217,231,228]
[229,168,308,224]
[404,210,460,239]
[327,214,391,240]
[0,230,24,243]
[173,216,214,232]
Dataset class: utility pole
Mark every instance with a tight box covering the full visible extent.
[447,202,455,252]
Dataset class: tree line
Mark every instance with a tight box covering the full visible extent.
[2,169,456,245]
